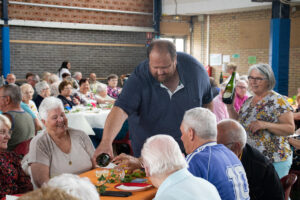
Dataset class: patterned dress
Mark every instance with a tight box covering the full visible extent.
[239,90,293,163]
[0,151,33,198]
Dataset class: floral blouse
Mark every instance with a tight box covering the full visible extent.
[0,152,33,198]
[239,90,293,163]
[107,86,121,99]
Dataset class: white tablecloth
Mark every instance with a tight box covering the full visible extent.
[66,109,111,135]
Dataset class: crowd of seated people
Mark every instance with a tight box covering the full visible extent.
[0,60,299,200]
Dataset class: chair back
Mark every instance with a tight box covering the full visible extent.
[280,173,298,200]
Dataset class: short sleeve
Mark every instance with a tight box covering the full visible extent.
[115,72,142,115]
[28,135,51,167]
[80,131,95,158]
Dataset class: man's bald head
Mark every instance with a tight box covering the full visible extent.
[217,119,247,156]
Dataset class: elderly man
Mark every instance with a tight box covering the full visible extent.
[181,107,249,200]
[217,119,284,200]
[234,80,249,112]
[0,84,35,153]
[141,134,221,200]
[94,39,213,159]
[6,74,16,84]
[89,73,103,93]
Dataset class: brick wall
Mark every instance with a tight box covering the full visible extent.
[3,0,153,27]
[9,26,147,79]
[0,0,153,80]
[190,9,300,96]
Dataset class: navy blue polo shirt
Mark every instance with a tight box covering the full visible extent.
[115,52,213,156]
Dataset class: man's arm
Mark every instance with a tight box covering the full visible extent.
[92,106,128,165]
[203,101,213,112]
[294,112,300,120]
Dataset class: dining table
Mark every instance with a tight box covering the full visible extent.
[79,168,157,200]
[65,106,111,136]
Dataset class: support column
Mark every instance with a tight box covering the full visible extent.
[269,0,290,95]
[153,0,161,38]
[1,0,10,78]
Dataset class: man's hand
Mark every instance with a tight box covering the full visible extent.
[92,142,114,167]
[112,153,142,173]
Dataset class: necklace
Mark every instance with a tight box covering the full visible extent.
[62,152,72,165]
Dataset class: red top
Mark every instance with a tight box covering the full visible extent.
[0,151,33,198]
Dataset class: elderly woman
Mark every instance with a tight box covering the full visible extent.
[28,97,95,187]
[107,74,122,99]
[95,83,115,104]
[20,83,39,117]
[227,63,295,178]
[234,80,249,112]
[57,81,79,109]
[0,114,33,198]
[34,81,51,109]
[77,78,99,105]
[49,74,60,97]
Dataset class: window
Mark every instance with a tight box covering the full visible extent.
[160,37,186,52]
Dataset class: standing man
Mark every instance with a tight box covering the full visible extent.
[93,40,213,159]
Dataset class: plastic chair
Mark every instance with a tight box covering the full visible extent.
[280,173,298,200]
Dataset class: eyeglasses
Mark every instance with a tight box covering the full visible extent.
[248,76,267,82]
[0,129,12,136]
[0,96,7,98]
[236,86,247,90]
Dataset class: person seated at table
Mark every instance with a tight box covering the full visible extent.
[77,78,99,105]
[89,73,103,94]
[0,114,33,199]
[28,97,95,188]
[0,84,35,154]
[234,80,249,112]
[49,74,60,97]
[57,81,79,109]
[5,73,17,85]
[217,119,284,200]
[18,187,79,200]
[140,134,221,200]
[20,83,39,118]
[95,84,115,104]
[47,173,99,200]
[107,74,122,99]
[34,81,51,109]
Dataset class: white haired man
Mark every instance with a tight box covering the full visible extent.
[181,107,250,200]
[141,135,221,200]
[217,119,284,200]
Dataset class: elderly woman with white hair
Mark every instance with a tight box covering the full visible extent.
[27,97,95,188]
[95,83,115,104]
[34,81,51,109]
[227,63,295,178]
[20,83,39,117]
[47,173,100,200]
